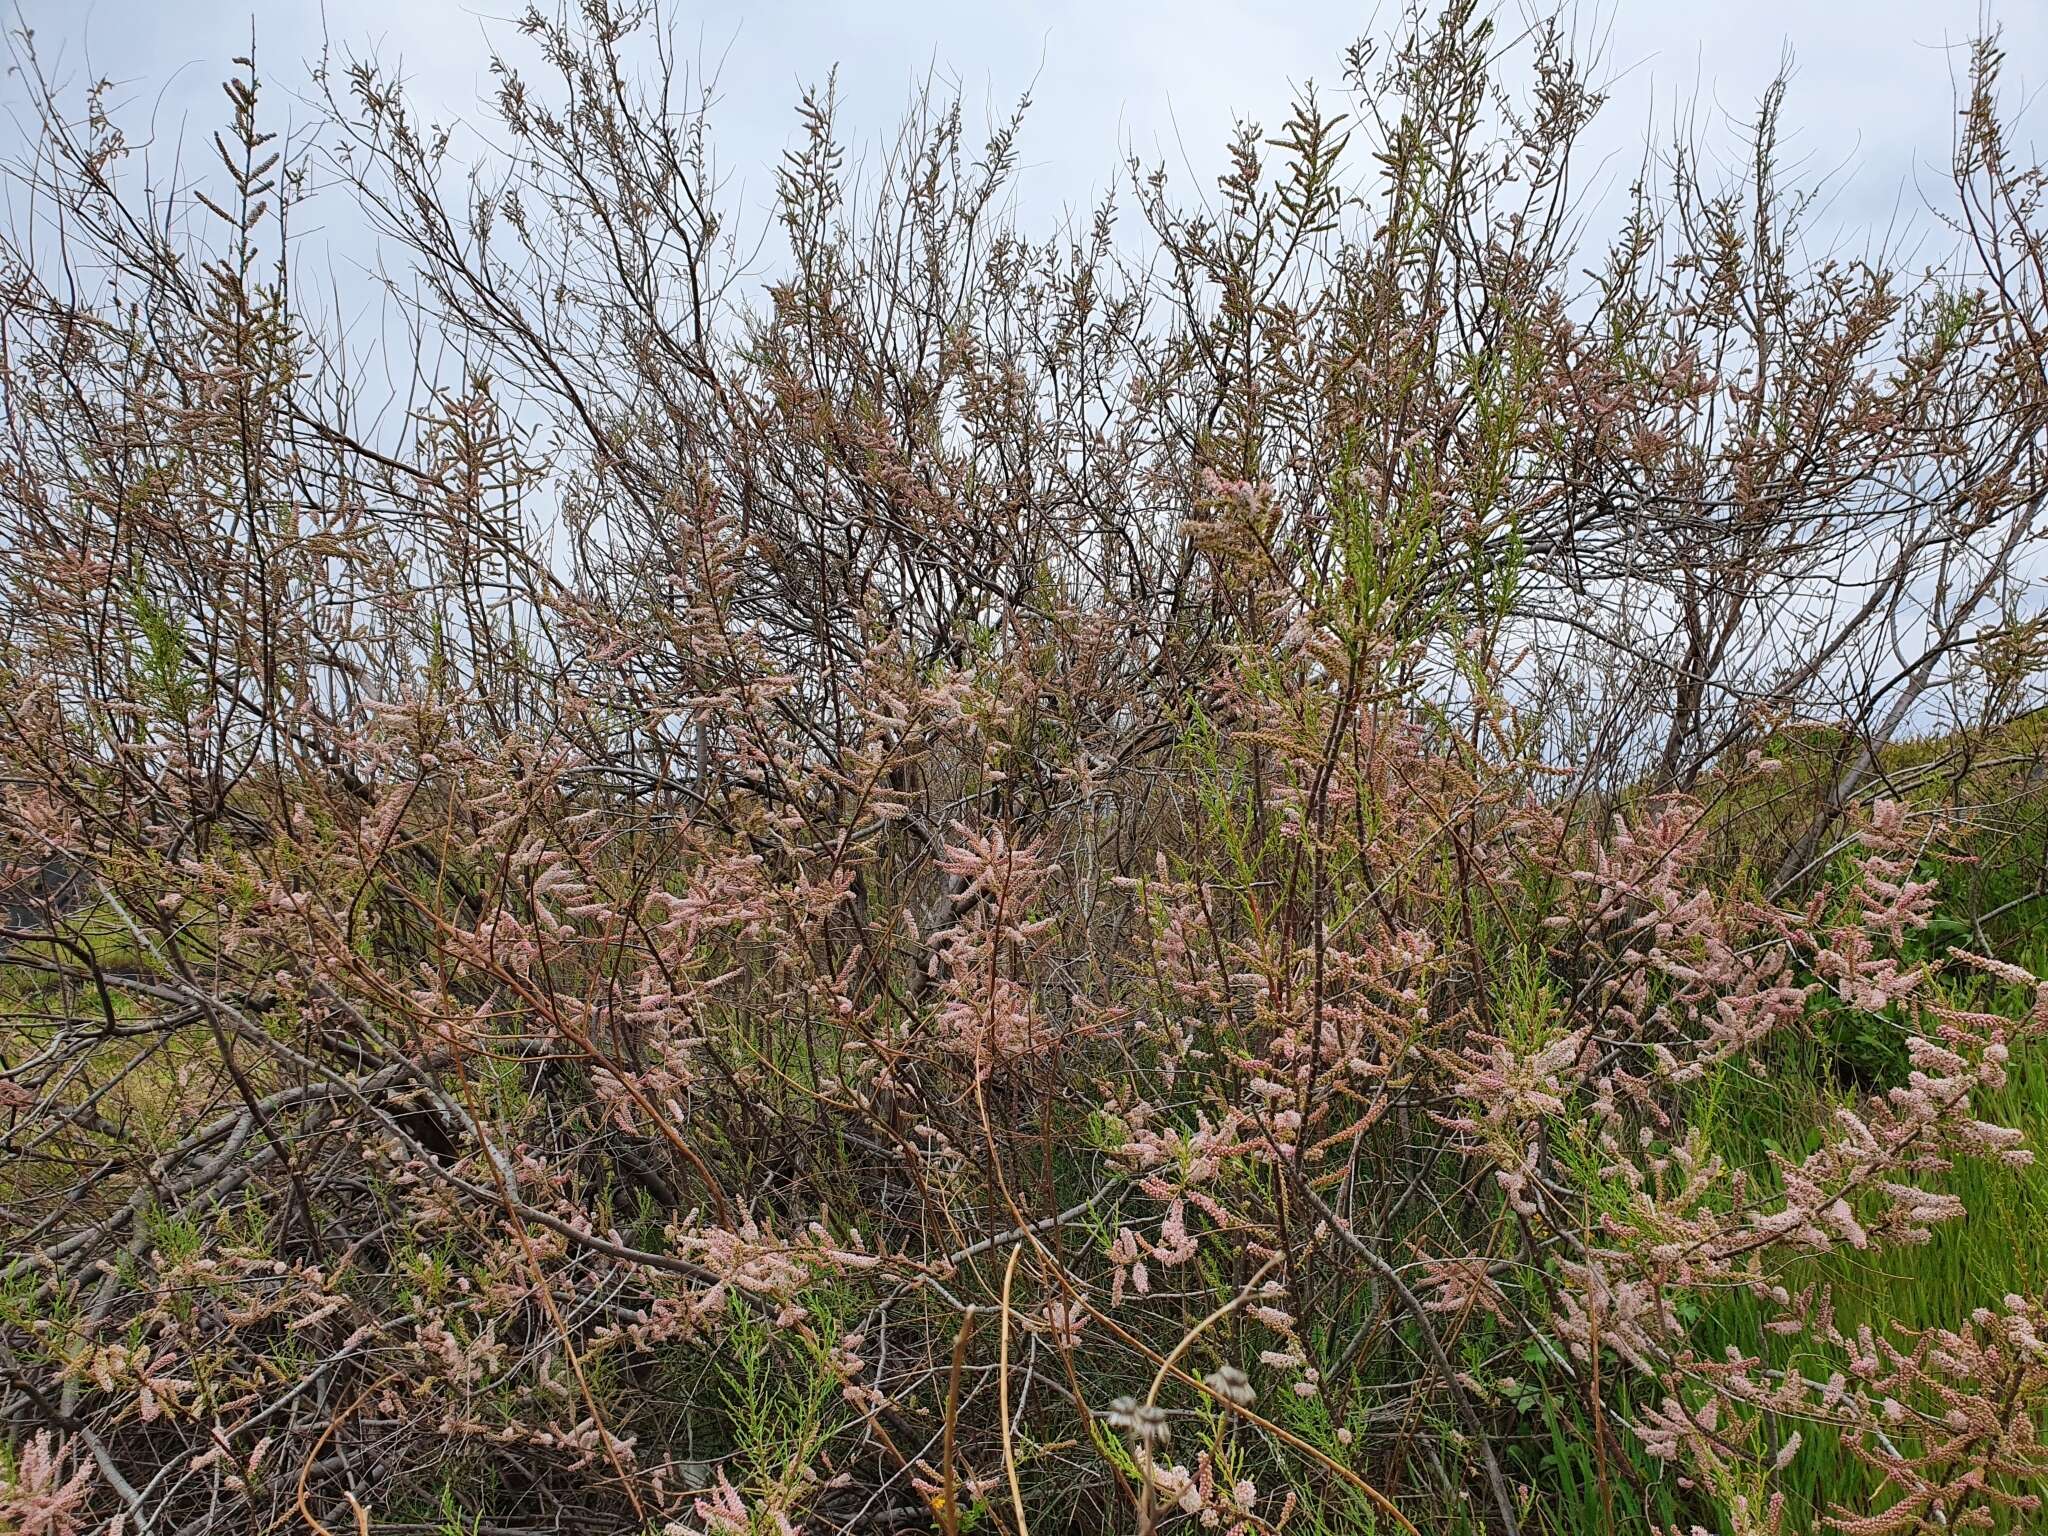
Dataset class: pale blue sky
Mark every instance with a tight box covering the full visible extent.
[8,1,2043,261]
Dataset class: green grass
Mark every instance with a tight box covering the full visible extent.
[1503,947,2048,1533]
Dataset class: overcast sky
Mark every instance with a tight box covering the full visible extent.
[4,1,2042,292]
[4,2,2038,708]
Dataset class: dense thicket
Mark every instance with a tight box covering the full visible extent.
[5,5,2048,1533]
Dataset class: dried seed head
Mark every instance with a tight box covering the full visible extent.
[1102,1395,1170,1448]
[1132,1403,1170,1449]
[1204,1362,1256,1407]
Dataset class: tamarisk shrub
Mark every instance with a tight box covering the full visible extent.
[2,5,2048,1533]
